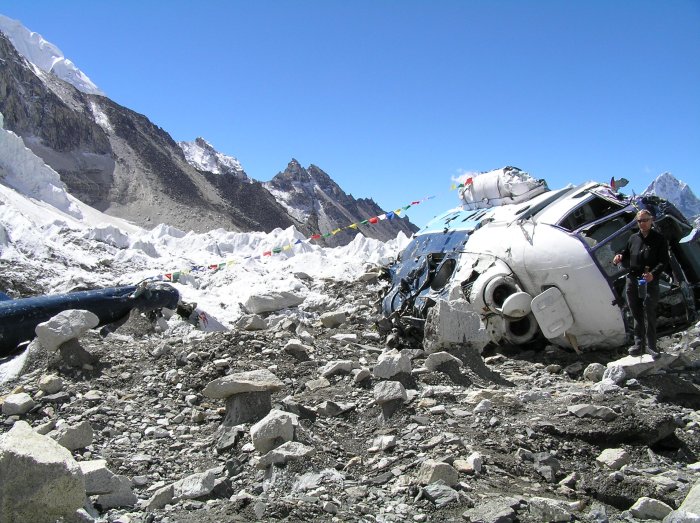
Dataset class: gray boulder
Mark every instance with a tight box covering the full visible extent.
[243,292,304,314]
[0,421,86,523]
[35,309,99,352]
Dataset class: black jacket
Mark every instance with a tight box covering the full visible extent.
[619,228,669,279]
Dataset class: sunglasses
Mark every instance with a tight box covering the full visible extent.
[636,218,651,223]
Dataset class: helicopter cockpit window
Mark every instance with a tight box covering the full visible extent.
[558,195,624,231]
[591,227,635,278]
[580,211,636,248]
[584,212,637,278]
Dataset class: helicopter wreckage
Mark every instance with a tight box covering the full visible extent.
[0,283,180,357]
[381,167,700,353]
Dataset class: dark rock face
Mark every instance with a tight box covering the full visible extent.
[201,172,297,233]
[0,34,111,154]
[0,33,116,210]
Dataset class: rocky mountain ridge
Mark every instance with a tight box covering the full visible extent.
[0,21,416,243]
[264,160,417,247]
[0,30,294,235]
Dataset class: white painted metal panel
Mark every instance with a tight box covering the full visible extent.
[501,291,532,318]
[531,287,574,339]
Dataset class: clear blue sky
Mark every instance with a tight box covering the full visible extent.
[2,0,699,228]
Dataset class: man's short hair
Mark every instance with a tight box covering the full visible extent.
[636,209,653,220]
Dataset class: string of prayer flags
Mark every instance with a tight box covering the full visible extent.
[264,194,435,255]
[144,194,437,282]
[152,258,240,283]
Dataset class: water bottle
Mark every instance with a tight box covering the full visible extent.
[638,266,650,299]
[638,277,647,299]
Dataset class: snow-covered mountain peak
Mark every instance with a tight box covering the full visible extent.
[644,172,687,199]
[0,14,104,96]
[644,172,700,222]
[178,137,248,180]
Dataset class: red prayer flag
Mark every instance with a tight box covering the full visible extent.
[369,217,379,224]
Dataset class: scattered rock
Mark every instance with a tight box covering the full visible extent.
[528,496,573,522]
[38,374,63,394]
[416,459,459,486]
[204,369,285,425]
[373,379,407,419]
[235,314,267,331]
[1,391,35,415]
[257,441,314,468]
[2,275,700,523]
[320,310,346,328]
[629,496,673,520]
[173,468,217,500]
[250,409,298,453]
[243,291,304,314]
[596,448,631,470]
[51,420,94,451]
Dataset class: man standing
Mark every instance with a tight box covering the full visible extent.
[613,209,670,357]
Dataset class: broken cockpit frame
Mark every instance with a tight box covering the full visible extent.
[382,167,700,352]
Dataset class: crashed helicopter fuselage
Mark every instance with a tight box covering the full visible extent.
[382,167,700,351]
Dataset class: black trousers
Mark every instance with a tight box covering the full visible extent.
[625,276,660,351]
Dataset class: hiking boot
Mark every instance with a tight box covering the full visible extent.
[628,346,642,356]
[647,348,663,359]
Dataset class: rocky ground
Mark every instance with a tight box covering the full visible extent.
[2,270,700,522]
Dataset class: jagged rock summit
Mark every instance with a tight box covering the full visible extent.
[644,172,700,223]
[264,159,417,246]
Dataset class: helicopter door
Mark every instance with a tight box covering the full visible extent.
[531,287,574,340]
